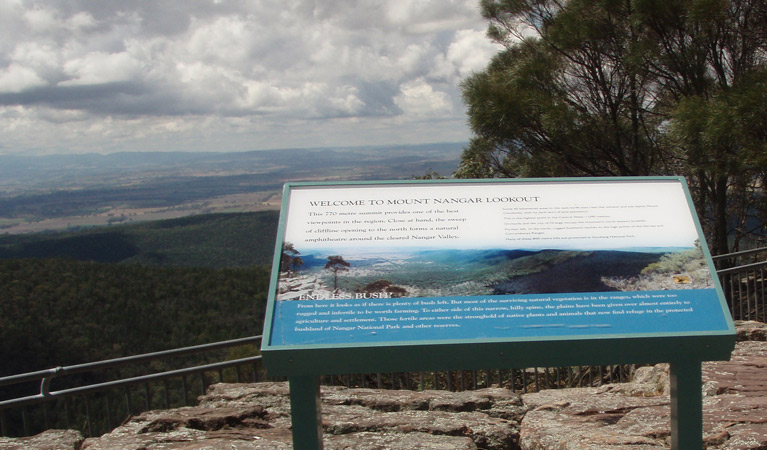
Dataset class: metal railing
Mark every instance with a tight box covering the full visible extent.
[322,364,630,394]
[2,248,766,439]
[0,342,633,439]
[714,247,767,322]
[713,247,767,269]
[0,336,264,437]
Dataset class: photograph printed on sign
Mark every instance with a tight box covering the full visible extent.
[276,181,713,302]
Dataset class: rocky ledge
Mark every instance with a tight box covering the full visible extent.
[3,321,767,450]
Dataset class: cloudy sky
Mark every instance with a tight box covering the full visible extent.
[0,0,501,155]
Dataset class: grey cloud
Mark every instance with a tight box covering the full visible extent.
[0,82,145,107]
[1,0,498,154]
[0,80,238,117]
[355,80,403,117]
[30,0,226,36]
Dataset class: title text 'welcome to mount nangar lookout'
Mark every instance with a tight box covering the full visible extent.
[308,196,542,207]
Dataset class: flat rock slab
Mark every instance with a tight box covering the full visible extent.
[0,429,83,450]
[520,385,671,449]
[519,327,767,450]
[701,339,767,450]
[77,383,526,450]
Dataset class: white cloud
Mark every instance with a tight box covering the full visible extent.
[0,0,501,155]
[61,51,144,86]
[384,0,482,33]
[23,7,58,33]
[0,63,47,93]
[447,29,504,78]
[184,16,252,66]
[66,12,97,32]
[396,43,434,76]
[394,78,452,117]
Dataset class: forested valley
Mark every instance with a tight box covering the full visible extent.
[0,212,279,380]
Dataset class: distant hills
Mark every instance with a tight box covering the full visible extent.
[0,143,464,190]
[0,211,280,268]
[0,142,463,234]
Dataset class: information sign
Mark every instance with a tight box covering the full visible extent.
[265,178,732,355]
[260,177,735,450]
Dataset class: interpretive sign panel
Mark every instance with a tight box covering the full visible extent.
[263,177,733,362]
[261,177,735,450]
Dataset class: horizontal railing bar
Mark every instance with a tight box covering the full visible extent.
[716,260,767,276]
[0,368,64,388]
[0,356,262,410]
[0,335,262,388]
[712,247,767,261]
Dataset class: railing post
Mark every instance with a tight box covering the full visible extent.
[84,396,92,437]
[182,376,189,406]
[144,383,151,411]
[42,402,49,431]
[21,407,28,437]
[64,397,71,429]
[522,368,527,393]
[105,393,113,431]
[40,366,62,398]
[125,387,132,417]
[761,267,766,323]
[163,380,170,409]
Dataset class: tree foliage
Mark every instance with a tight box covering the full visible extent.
[325,255,351,290]
[459,0,767,254]
[280,242,303,274]
[0,258,270,378]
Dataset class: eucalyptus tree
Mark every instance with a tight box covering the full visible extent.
[458,0,668,179]
[325,255,351,290]
[638,0,767,254]
[459,0,767,254]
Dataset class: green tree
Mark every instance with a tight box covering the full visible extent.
[280,242,303,274]
[644,0,767,254]
[459,0,668,179]
[325,255,350,290]
[460,0,767,254]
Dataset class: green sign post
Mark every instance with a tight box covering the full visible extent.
[262,177,735,450]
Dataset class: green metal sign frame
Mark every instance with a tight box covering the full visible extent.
[261,177,735,450]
